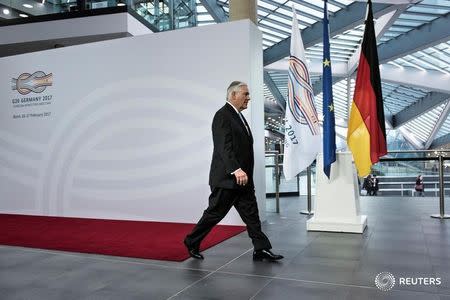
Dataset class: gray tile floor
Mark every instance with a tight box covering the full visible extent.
[1,195,450,300]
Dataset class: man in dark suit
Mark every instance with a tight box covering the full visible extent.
[184,81,283,261]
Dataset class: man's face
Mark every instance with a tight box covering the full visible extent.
[232,85,250,111]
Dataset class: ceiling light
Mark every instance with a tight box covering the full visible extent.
[19,13,28,17]
[42,0,46,4]
[2,8,10,14]
[23,4,33,8]
[117,2,126,6]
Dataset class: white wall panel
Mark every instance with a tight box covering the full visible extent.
[0,20,265,225]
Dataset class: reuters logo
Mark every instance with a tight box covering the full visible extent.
[375,272,396,291]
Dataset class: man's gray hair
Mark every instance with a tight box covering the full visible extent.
[226,81,247,100]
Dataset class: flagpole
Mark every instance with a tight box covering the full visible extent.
[431,154,450,219]
[300,165,314,215]
[275,152,280,214]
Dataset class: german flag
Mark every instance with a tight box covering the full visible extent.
[347,0,387,177]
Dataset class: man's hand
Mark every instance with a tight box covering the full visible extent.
[234,168,248,186]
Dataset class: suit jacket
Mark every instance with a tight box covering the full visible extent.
[209,103,254,189]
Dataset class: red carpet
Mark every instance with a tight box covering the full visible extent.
[0,214,246,261]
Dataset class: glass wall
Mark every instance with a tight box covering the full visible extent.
[0,0,197,31]
[265,153,316,196]
[131,0,196,31]
[0,1,125,17]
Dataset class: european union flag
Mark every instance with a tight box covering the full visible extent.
[322,0,336,179]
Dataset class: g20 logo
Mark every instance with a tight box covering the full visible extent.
[12,71,53,95]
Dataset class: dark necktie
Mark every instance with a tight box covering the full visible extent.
[238,112,250,135]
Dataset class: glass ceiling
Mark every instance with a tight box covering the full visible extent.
[211,0,353,50]
[389,41,450,74]
[381,83,428,115]
[403,102,447,144]
[435,103,450,140]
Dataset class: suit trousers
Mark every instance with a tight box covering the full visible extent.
[185,187,272,251]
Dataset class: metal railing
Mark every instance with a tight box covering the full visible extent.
[265,151,280,213]
[265,151,314,214]
[265,150,449,219]
[379,150,450,219]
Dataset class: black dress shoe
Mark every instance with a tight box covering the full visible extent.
[183,239,204,260]
[253,249,283,261]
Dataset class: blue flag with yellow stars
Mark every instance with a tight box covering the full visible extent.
[322,0,336,179]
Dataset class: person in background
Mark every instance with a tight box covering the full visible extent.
[362,174,372,196]
[415,174,424,197]
[370,174,379,196]
[432,165,438,173]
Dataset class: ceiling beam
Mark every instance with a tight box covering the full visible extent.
[263,2,396,66]
[264,106,283,114]
[265,129,284,140]
[311,76,342,96]
[266,60,450,94]
[392,92,450,128]
[378,12,450,64]
[424,100,450,149]
[430,132,450,149]
[264,71,286,112]
[199,0,227,23]
[380,64,450,94]
[383,117,422,149]
[260,0,321,22]
[266,59,348,77]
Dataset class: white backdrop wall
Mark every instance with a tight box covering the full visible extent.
[0,20,266,225]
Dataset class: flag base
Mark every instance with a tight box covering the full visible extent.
[430,214,450,219]
[306,152,367,234]
[307,215,367,233]
[300,210,314,216]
